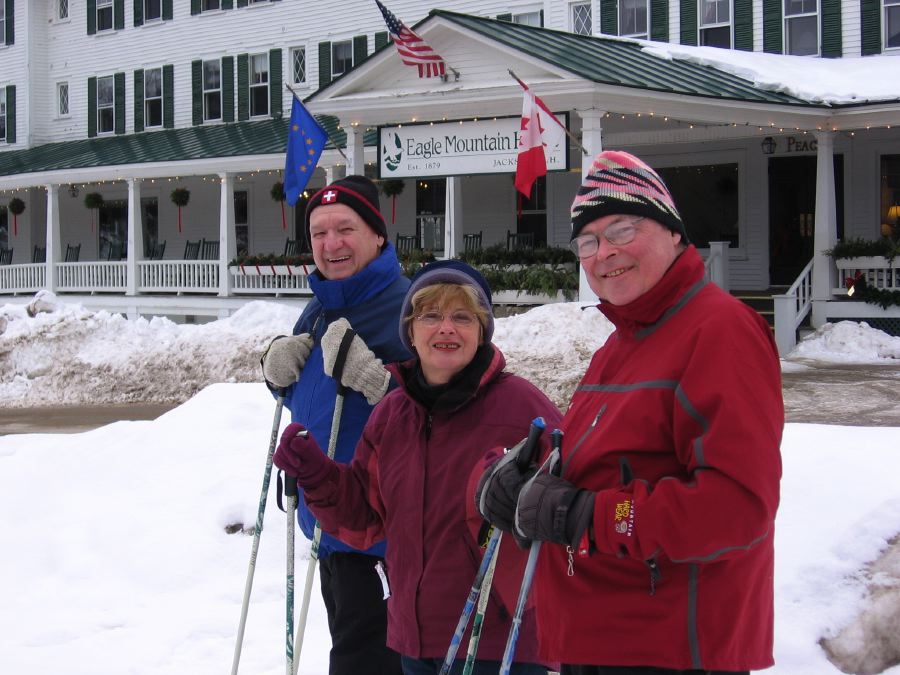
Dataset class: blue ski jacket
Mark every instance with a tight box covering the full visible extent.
[283,243,411,559]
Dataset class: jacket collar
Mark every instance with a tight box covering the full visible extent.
[308,243,402,310]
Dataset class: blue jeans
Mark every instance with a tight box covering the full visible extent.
[401,656,548,675]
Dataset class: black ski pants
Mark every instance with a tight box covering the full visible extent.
[320,551,402,675]
[561,667,749,675]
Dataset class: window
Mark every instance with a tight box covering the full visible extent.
[572,2,592,35]
[97,75,115,134]
[699,0,731,48]
[0,4,5,42]
[201,0,221,9]
[97,0,114,31]
[58,0,69,20]
[657,163,740,248]
[620,0,649,38]
[249,53,269,117]
[887,0,900,49]
[58,82,70,117]
[144,0,162,21]
[0,206,7,250]
[880,155,900,238]
[513,11,542,26]
[234,191,248,255]
[291,47,306,84]
[141,197,159,255]
[784,0,818,55]
[203,59,222,121]
[144,67,163,127]
[0,89,5,141]
[331,40,353,78]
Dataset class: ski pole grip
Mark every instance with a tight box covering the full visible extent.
[549,429,564,476]
[515,417,546,471]
[284,474,298,497]
[331,327,357,397]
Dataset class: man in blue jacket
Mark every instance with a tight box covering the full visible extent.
[262,175,409,675]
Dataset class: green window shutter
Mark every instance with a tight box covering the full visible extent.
[134,69,145,133]
[821,0,842,57]
[4,0,14,45]
[134,0,143,26]
[5,86,15,143]
[539,10,544,26]
[269,48,282,118]
[114,72,126,134]
[191,60,202,126]
[223,56,235,122]
[237,53,249,121]
[163,64,174,128]
[734,0,753,50]
[319,41,332,87]
[191,0,200,14]
[88,77,98,137]
[375,31,388,49]
[222,0,233,8]
[860,0,881,55]
[237,0,248,7]
[163,0,172,20]
[88,0,97,35]
[763,0,782,53]
[353,34,367,67]
[650,0,669,41]
[496,13,512,22]
[601,0,617,35]
[114,0,125,30]
[679,0,697,45]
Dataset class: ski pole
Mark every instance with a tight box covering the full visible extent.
[439,417,546,675]
[499,428,564,675]
[292,326,357,675]
[231,393,286,675]
[285,467,299,675]
[461,533,499,675]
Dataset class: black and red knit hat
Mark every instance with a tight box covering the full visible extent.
[571,150,689,244]
[304,175,388,242]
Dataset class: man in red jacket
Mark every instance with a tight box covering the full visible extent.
[477,150,784,675]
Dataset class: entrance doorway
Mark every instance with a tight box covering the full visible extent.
[768,155,844,286]
[516,176,547,247]
[99,199,128,260]
[416,178,446,253]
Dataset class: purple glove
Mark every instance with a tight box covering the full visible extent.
[273,422,336,489]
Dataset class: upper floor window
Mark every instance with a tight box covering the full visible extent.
[201,0,221,9]
[572,2,592,35]
[620,0,649,38]
[784,0,818,55]
[97,75,115,134]
[513,11,542,26]
[97,0,114,32]
[699,0,731,48]
[203,59,222,122]
[58,0,69,20]
[0,89,6,141]
[0,4,6,42]
[332,40,353,79]
[145,67,163,127]
[144,0,162,22]
[886,0,900,49]
[58,82,70,117]
[250,53,269,117]
[291,47,306,85]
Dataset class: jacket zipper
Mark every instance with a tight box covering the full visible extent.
[646,558,661,596]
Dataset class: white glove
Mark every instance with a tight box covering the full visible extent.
[261,334,314,388]
[321,318,390,405]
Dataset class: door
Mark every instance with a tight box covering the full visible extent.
[515,175,547,247]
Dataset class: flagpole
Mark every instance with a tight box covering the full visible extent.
[507,69,589,156]
[285,84,349,161]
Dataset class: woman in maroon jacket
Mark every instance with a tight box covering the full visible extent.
[274,260,561,675]
[477,151,784,675]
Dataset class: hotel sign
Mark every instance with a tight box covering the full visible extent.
[377,114,569,178]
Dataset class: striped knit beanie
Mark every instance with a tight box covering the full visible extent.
[571,150,689,244]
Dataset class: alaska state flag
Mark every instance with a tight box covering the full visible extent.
[284,97,327,206]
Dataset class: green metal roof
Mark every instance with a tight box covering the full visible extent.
[0,116,377,178]
[432,10,812,106]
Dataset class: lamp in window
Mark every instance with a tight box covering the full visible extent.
[884,204,900,238]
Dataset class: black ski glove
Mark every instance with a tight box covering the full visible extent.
[514,472,596,549]
[475,451,536,538]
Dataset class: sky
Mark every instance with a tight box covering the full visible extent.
[1,293,900,674]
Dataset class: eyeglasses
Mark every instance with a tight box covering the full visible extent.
[414,310,478,328]
[569,217,645,259]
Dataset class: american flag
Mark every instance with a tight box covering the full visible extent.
[375,0,446,78]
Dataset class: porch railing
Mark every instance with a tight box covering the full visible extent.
[832,256,900,294]
[138,260,219,293]
[229,266,313,295]
[772,258,814,356]
[57,261,127,292]
[0,263,46,294]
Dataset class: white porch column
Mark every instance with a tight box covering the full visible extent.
[444,177,463,259]
[326,165,338,184]
[811,131,837,328]
[345,125,365,176]
[44,184,61,292]
[577,109,606,302]
[219,172,236,298]
[126,178,143,297]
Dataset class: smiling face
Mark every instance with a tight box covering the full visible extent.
[580,214,684,306]
[309,203,385,280]
[407,285,487,386]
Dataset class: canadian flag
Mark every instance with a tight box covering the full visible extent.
[514,89,547,198]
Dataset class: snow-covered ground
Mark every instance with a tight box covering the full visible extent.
[1,293,900,674]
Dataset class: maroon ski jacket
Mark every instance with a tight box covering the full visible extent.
[532,246,784,671]
[302,344,562,662]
